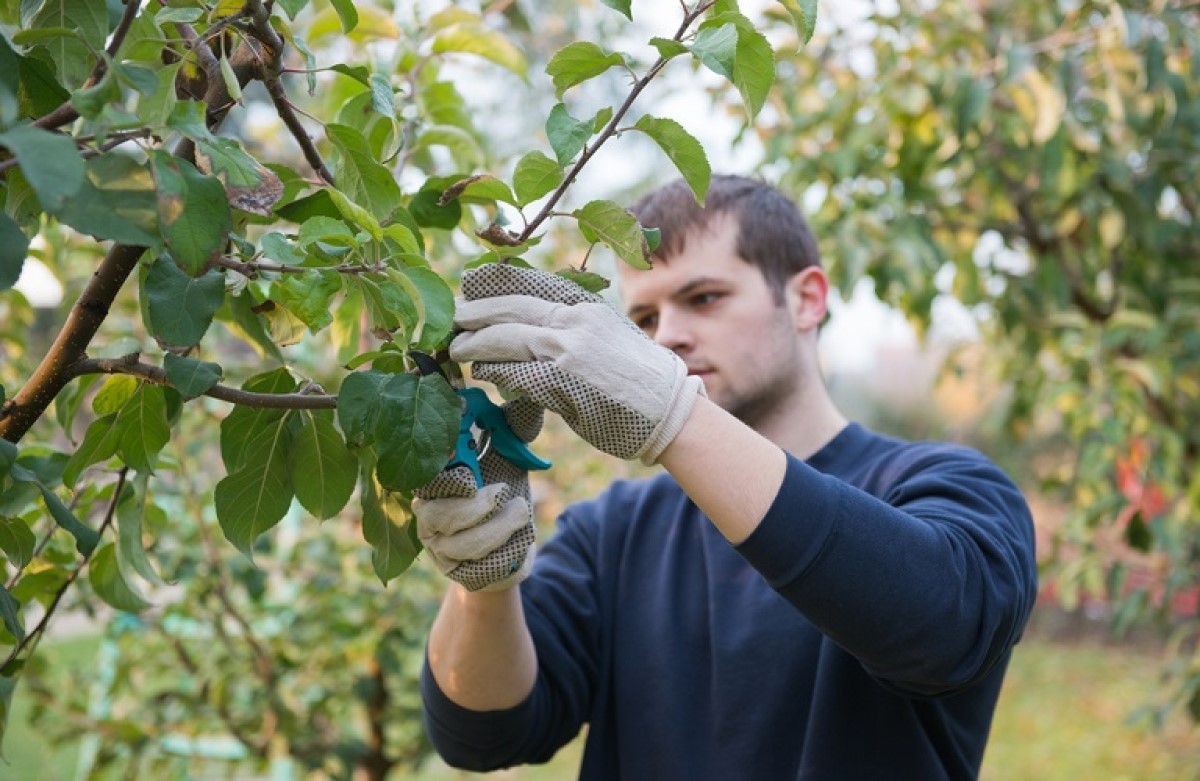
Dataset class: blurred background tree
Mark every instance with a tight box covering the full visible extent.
[748,0,1200,723]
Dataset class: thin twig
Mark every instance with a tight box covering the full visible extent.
[517,1,715,242]
[215,256,381,277]
[2,469,128,669]
[66,356,337,410]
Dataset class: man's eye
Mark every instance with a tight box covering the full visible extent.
[691,292,721,307]
[633,314,658,331]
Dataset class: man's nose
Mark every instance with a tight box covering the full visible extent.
[653,308,693,353]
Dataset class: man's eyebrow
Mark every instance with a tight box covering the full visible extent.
[625,276,729,317]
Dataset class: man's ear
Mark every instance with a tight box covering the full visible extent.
[784,267,829,332]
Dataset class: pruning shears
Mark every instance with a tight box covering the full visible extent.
[411,351,551,487]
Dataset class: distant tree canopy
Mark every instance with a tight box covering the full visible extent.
[754,0,1200,721]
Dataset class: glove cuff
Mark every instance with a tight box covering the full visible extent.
[637,368,706,466]
[478,542,537,592]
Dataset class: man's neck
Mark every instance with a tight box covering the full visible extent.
[752,384,848,461]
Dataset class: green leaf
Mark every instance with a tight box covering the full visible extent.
[326,123,402,222]
[513,150,563,206]
[55,160,156,243]
[0,35,19,125]
[276,270,342,333]
[599,0,632,20]
[297,214,357,248]
[691,23,737,80]
[337,370,390,448]
[394,266,455,351]
[218,294,285,362]
[56,153,160,247]
[16,49,70,121]
[633,116,711,205]
[374,373,460,492]
[290,411,356,520]
[0,213,29,291]
[29,0,108,87]
[0,124,85,212]
[194,138,284,217]
[643,226,662,253]
[0,672,17,754]
[546,42,625,99]
[218,52,242,103]
[93,375,138,417]
[557,269,610,294]
[0,517,35,570]
[0,585,22,643]
[88,543,151,613]
[163,353,222,399]
[573,200,650,269]
[360,458,419,583]
[329,0,358,32]
[777,0,818,44]
[9,470,100,555]
[166,99,215,142]
[649,37,689,61]
[143,256,226,347]
[116,473,168,587]
[409,188,462,230]
[154,6,202,23]
[150,151,232,276]
[214,410,297,557]
[545,103,591,166]
[327,186,382,241]
[431,23,527,79]
[55,374,100,439]
[113,383,171,474]
[442,174,518,207]
[0,440,15,479]
[219,369,297,471]
[369,72,393,116]
[732,24,775,118]
[69,67,120,118]
[62,414,119,488]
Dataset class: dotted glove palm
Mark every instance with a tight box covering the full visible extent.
[450,264,705,464]
[413,396,543,592]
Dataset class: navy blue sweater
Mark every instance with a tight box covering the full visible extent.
[421,423,1038,779]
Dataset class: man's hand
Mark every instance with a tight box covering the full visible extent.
[450,264,705,464]
[414,396,543,592]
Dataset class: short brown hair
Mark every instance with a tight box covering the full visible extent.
[629,175,821,299]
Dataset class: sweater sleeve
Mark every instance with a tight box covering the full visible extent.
[421,503,606,770]
[735,448,1037,697]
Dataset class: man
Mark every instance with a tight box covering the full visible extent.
[415,175,1037,779]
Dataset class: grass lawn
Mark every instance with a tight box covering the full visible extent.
[5,619,1200,780]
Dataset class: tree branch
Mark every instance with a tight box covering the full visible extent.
[0,244,148,443]
[516,1,715,242]
[66,356,338,410]
[214,256,380,278]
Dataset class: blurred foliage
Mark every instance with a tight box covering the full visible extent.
[749,0,1200,723]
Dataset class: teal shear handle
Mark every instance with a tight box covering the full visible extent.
[450,387,552,487]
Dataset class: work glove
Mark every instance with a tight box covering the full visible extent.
[412,396,543,592]
[450,264,705,464]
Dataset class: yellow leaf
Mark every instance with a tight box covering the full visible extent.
[1098,209,1125,249]
[1022,68,1064,144]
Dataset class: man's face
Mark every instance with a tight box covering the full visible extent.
[617,215,810,428]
